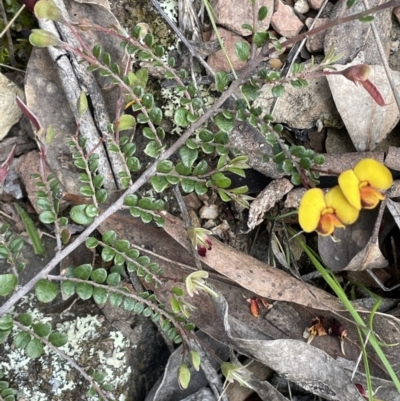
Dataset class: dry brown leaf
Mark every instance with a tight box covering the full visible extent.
[326,55,400,151]
[161,211,344,311]
[247,178,293,231]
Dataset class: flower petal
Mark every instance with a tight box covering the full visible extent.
[353,158,393,191]
[299,188,326,233]
[325,186,359,224]
[360,186,385,209]
[338,169,362,210]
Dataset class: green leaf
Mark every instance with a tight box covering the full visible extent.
[80,185,95,197]
[0,316,13,331]
[0,274,18,296]
[174,108,190,127]
[214,131,229,145]
[211,172,231,189]
[114,253,125,266]
[227,167,245,177]
[150,175,169,193]
[258,6,268,20]
[178,363,191,389]
[185,138,197,150]
[14,331,31,349]
[70,205,94,225]
[36,197,52,210]
[157,160,174,174]
[35,279,58,303]
[134,302,144,314]
[175,162,191,176]
[190,350,201,371]
[198,129,213,142]
[34,0,62,20]
[18,312,33,326]
[109,293,123,307]
[180,179,196,193]
[241,82,260,101]
[140,211,153,223]
[91,268,107,283]
[124,195,138,207]
[215,71,230,92]
[127,157,141,172]
[314,154,325,165]
[38,210,56,224]
[235,41,250,62]
[144,141,162,158]
[253,31,269,47]
[241,23,253,32]
[78,91,88,117]
[93,288,108,305]
[291,172,301,185]
[9,238,24,255]
[201,143,214,154]
[74,264,92,280]
[33,322,52,337]
[26,338,44,359]
[29,29,61,47]
[102,51,111,66]
[119,114,136,131]
[106,272,121,286]
[123,298,136,312]
[141,92,154,109]
[114,239,129,252]
[214,113,234,133]
[102,230,117,245]
[76,283,93,300]
[192,160,209,176]
[272,84,285,97]
[85,237,99,249]
[101,247,115,262]
[0,329,11,344]
[358,15,374,22]
[0,245,9,259]
[15,203,45,256]
[218,190,231,202]
[48,332,68,347]
[149,107,163,125]
[130,206,141,218]
[179,146,198,168]
[61,280,75,298]
[92,175,104,189]
[194,182,208,195]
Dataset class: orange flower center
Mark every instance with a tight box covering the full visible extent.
[359,185,385,209]
[317,212,345,236]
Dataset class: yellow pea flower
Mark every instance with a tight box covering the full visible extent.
[338,159,393,210]
[299,186,359,236]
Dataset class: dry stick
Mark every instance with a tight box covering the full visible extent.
[362,0,400,110]
[37,15,118,192]
[0,0,398,317]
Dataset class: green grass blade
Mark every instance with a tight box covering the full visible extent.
[15,203,46,256]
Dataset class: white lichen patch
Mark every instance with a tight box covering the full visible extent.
[0,294,132,401]
[159,0,178,22]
